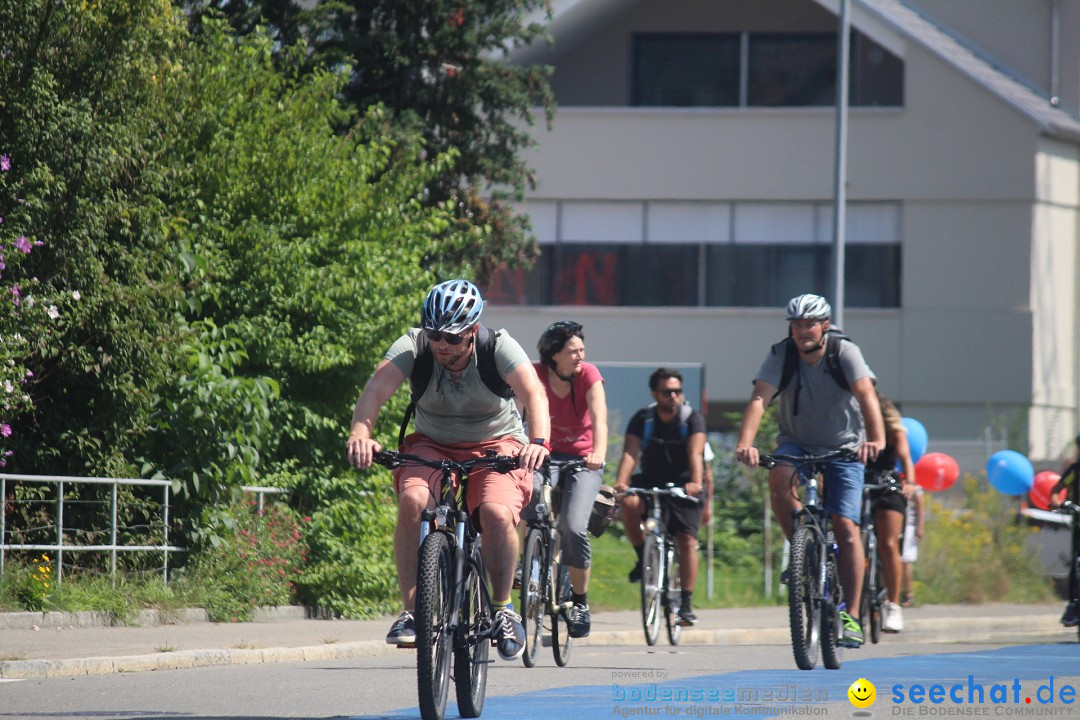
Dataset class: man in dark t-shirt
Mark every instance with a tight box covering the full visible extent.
[614,367,708,625]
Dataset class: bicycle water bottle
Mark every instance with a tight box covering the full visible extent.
[806,476,819,506]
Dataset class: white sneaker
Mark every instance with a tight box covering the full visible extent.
[883,601,904,633]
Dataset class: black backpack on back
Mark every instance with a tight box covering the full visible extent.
[397,324,514,445]
[770,328,853,414]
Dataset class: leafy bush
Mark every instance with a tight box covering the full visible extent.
[296,471,399,618]
[914,475,1056,604]
[173,501,309,622]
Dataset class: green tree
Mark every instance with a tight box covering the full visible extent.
[185,0,557,283]
[0,0,185,477]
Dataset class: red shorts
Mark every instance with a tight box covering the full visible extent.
[394,433,532,526]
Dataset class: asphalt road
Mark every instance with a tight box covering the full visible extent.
[2,637,1079,720]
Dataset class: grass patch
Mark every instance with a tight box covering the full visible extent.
[585,530,783,612]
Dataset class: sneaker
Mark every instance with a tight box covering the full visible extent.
[677,606,698,626]
[628,560,642,583]
[494,608,526,660]
[386,611,416,645]
[882,601,904,633]
[568,602,591,638]
[779,568,790,585]
[901,593,914,608]
[838,610,864,647]
[1061,600,1079,627]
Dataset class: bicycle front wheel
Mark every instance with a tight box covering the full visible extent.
[454,545,489,718]
[788,526,821,670]
[551,560,573,666]
[664,542,682,646]
[640,535,663,646]
[520,528,546,668]
[416,531,454,720]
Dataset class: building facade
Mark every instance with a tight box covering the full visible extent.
[482,0,1080,463]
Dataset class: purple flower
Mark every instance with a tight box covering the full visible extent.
[14,236,31,253]
[0,154,10,171]
[11,284,20,306]
[0,424,11,438]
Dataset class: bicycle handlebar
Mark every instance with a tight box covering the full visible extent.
[760,450,859,470]
[372,449,521,474]
[619,485,701,505]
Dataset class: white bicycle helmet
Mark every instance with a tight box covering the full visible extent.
[421,279,484,334]
[785,293,832,322]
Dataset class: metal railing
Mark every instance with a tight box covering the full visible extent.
[0,474,287,585]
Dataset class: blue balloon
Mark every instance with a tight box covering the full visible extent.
[985,450,1035,495]
[901,417,929,464]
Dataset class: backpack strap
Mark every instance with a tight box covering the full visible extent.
[771,329,853,416]
[397,325,513,446]
[640,402,692,451]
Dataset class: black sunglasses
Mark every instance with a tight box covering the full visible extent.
[425,329,468,346]
[657,388,683,397]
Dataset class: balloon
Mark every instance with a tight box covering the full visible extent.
[985,450,1035,496]
[901,417,929,463]
[1029,470,1064,510]
[914,452,959,492]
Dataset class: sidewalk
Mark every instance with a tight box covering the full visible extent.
[0,603,1070,679]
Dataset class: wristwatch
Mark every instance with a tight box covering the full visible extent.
[532,438,552,452]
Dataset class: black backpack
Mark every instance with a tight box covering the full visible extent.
[770,328,853,414]
[397,324,514,445]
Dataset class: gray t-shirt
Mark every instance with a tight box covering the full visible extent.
[386,328,529,445]
[755,339,876,453]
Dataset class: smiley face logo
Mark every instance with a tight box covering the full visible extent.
[848,678,876,708]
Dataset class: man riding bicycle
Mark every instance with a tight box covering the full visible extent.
[735,293,884,647]
[615,367,709,626]
[345,279,551,661]
[520,320,608,638]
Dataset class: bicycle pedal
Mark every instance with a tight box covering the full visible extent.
[396,641,418,649]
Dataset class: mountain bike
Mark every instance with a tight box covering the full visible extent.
[373,449,520,720]
[621,485,700,647]
[859,471,901,644]
[762,450,857,670]
[520,457,590,667]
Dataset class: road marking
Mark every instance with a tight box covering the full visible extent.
[0,679,26,683]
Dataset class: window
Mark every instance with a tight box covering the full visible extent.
[631,31,903,108]
[633,34,740,107]
[484,201,901,309]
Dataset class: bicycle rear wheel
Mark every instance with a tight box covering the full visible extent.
[664,542,682,646]
[454,546,489,718]
[416,531,454,720]
[551,560,574,666]
[869,551,884,644]
[821,533,844,670]
[519,528,545,668]
[859,528,879,645]
[788,526,821,670]
[640,535,663,646]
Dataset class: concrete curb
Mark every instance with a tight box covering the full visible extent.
[0,605,309,630]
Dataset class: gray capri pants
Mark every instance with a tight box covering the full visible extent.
[520,452,604,569]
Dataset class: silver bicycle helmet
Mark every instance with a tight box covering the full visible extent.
[785,293,832,321]
[421,279,484,334]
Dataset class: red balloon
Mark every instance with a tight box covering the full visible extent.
[915,452,959,492]
[1029,471,1064,510]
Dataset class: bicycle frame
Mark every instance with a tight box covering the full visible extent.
[373,449,519,720]
[623,484,698,646]
[520,458,587,667]
[762,450,855,670]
